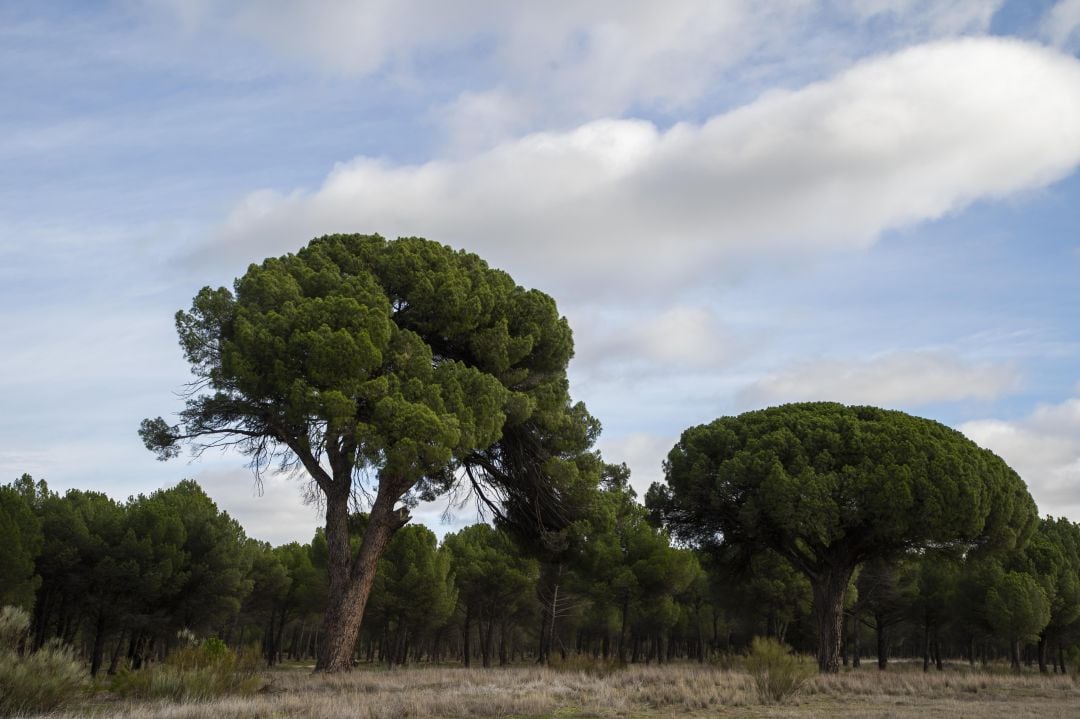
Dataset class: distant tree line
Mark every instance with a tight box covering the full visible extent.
[3,465,1079,675]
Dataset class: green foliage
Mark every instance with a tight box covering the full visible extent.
[654,403,1038,671]
[744,636,814,704]
[110,638,262,701]
[0,478,43,609]
[365,524,458,663]
[658,403,1037,562]
[142,234,594,525]
[985,571,1051,644]
[0,606,85,717]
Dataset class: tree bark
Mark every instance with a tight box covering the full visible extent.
[851,609,861,669]
[315,480,409,672]
[1037,635,1048,674]
[811,565,851,673]
[875,614,888,670]
[89,613,108,677]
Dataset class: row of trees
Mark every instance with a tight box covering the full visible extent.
[125,235,1066,675]
[4,468,1079,675]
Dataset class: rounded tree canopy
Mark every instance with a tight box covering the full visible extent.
[142,234,598,520]
[655,402,1037,575]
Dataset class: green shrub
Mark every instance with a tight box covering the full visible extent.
[0,606,86,717]
[0,605,30,653]
[744,636,814,704]
[110,638,262,702]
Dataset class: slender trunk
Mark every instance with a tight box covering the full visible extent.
[1058,643,1067,674]
[934,639,943,671]
[1010,639,1021,672]
[480,618,492,668]
[107,629,126,675]
[922,624,930,672]
[89,613,108,678]
[811,564,851,673]
[547,578,560,663]
[463,604,473,667]
[618,596,629,663]
[315,481,410,672]
[1037,635,1048,674]
[876,617,887,670]
[851,610,861,669]
[499,620,509,666]
[264,607,278,666]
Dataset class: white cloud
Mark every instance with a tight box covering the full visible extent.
[572,305,738,379]
[737,351,1021,408]
[1042,0,1080,49]
[190,468,323,546]
[960,390,1080,519]
[204,38,1080,300]
[145,0,1005,146]
[597,432,677,499]
[850,0,1002,37]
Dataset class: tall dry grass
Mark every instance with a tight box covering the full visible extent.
[40,660,1080,719]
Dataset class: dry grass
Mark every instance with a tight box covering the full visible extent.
[36,661,1080,719]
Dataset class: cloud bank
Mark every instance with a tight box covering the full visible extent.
[207,38,1080,299]
[738,351,1020,408]
[961,388,1080,519]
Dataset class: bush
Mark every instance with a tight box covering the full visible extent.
[110,637,262,702]
[744,636,814,704]
[0,606,86,716]
[0,606,30,653]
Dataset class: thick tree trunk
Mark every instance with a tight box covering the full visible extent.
[315,481,409,672]
[1010,639,1021,672]
[811,565,852,673]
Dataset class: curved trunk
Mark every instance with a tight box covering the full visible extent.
[811,565,853,673]
[315,482,409,672]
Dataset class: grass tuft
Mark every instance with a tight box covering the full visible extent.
[744,636,815,704]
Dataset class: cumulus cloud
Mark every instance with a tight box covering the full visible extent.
[1042,0,1080,49]
[737,351,1021,408]
[204,38,1080,299]
[960,389,1080,518]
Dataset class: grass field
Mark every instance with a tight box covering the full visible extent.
[50,662,1080,719]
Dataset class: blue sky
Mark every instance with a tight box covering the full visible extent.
[4,0,1080,544]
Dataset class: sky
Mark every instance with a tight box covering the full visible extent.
[3,0,1080,545]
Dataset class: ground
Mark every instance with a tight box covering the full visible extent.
[50,661,1080,718]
